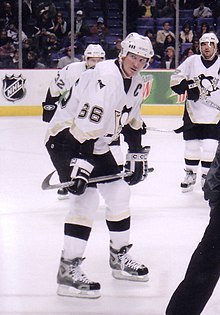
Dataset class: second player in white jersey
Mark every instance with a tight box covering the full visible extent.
[42,44,105,123]
[170,32,220,192]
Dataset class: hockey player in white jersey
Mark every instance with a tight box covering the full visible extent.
[42,44,105,199]
[170,32,220,192]
[45,32,154,298]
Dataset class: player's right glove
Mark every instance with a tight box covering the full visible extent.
[68,158,94,195]
[124,146,150,186]
[186,79,200,101]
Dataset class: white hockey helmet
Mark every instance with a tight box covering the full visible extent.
[199,32,219,58]
[119,32,154,60]
[84,44,105,61]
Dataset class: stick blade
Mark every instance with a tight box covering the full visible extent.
[41,171,58,190]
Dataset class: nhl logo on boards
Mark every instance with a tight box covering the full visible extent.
[2,74,26,102]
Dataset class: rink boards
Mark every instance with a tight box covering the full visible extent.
[0,69,184,116]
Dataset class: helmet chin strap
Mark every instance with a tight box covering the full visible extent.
[118,54,132,79]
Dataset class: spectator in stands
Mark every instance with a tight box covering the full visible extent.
[53,12,68,44]
[90,17,109,40]
[42,32,61,67]
[179,22,194,43]
[145,29,156,41]
[150,37,164,61]
[22,38,35,60]
[74,10,90,39]
[5,48,19,68]
[160,46,175,69]
[191,38,200,54]
[7,22,27,47]
[160,0,176,18]
[106,38,122,59]
[22,0,38,38]
[61,31,84,58]
[0,29,8,46]
[23,50,46,68]
[193,1,212,18]
[156,21,175,45]
[0,37,16,62]
[35,8,54,37]
[148,55,161,68]
[139,0,157,18]
[196,21,210,39]
[180,46,194,63]
[163,33,175,50]
[57,46,80,68]
[43,0,57,20]
[0,2,16,30]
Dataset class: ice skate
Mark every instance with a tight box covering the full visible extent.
[181,169,197,193]
[110,243,149,282]
[57,187,69,200]
[201,174,207,189]
[57,256,101,299]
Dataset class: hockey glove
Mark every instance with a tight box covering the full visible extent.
[68,158,94,195]
[124,146,150,186]
[186,80,200,101]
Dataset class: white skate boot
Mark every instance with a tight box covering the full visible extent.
[110,243,149,282]
[181,169,197,193]
[57,256,101,298]
[57,187,69,200]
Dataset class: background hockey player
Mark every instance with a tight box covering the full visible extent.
[170,32,220,192]
[42,44,105,199]
[166,140,220,315]
[44,32,154,298]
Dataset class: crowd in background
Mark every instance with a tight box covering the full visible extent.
[0,0,220,69]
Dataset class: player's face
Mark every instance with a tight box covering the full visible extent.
[200,42,215,59]
[122,53,148,77]
[87,57,104,68]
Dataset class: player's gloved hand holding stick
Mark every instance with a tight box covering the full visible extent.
[68,158,94,195]
[124,146,150,185]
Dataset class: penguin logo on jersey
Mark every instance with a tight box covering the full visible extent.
[98,79,106,89]
[2,74,26,102]
[198,74,219,96]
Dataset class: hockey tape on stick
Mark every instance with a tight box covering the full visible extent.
[41,171,133,190]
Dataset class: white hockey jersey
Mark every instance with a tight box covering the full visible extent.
[49,61,87,100]
[45,59,145,155]
[170,54,220,124]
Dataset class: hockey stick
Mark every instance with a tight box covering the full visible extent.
[42,167,154,191]
[146,125,186,134]
[42,171,133,190]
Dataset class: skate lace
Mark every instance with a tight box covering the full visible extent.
[70,265,91,284]
[120,253,141,271]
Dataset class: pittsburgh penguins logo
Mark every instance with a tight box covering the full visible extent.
[2,74,26,102]
[198,74,219,96]
[98,79,106,89]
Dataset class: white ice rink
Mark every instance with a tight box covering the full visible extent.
[0,115,220,315]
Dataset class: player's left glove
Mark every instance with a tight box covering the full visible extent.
[186,79,200,101]
[124,146,150,186]
[68,158,94,195]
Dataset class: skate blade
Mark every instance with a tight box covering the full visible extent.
[181,185,194,193]
[57,284,101,299]
[112,270,149,282]
[57,194,69,200]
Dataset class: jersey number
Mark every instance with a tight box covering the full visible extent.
[78,104,103,123]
